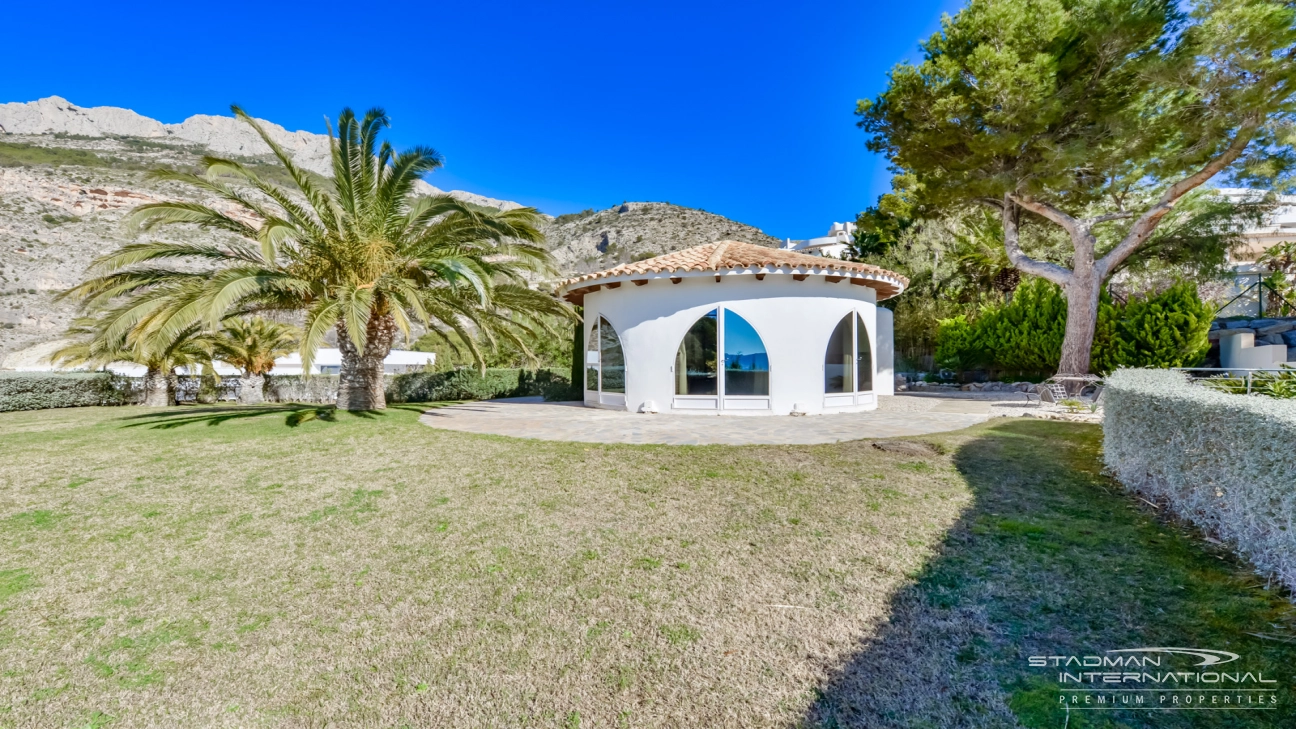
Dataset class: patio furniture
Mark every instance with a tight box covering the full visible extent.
[1034,382,1068,404]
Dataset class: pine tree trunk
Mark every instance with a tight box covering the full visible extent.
[141,368,172,407]
[1059,267,1101,377]
[335,313,396,410]
[238,372,266,405]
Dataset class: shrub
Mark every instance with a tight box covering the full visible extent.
[1198,366,1296,399]
[934,279,1212,376]
[1090,281,1211,373]
[974,278,1069,372]
[386,368,567,403]
[933,315,981,371]
[1103,368,1296,593]
[0,372,135,412]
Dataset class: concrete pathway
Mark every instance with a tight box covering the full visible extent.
[417,395,1001,445]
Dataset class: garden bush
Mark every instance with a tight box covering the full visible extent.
[1103,368,1296,593]
[1090,281,1212,373]
[386,368,567,403]
[936,279,1211,376]
[0,372,136,412]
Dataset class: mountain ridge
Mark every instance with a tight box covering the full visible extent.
[0,98,782,365]
[0,96,520,210]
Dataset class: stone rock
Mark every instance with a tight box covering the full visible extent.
[1248,318,1283,330]
[1257,321,1296,336]
[1222,319,1257,329]
[1285,331,1296,347]
[1260,333,1287,346]
[1214,328,1254,339]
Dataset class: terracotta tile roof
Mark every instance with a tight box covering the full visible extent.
[557,240,908,304]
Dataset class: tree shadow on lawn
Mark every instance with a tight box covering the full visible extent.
[114,403,424,429]
[804,419,1296,729]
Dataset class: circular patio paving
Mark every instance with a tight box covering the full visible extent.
[417,394,1020,445]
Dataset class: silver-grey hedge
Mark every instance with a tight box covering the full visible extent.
[1103,368,1296,591]
[0,372,137,412]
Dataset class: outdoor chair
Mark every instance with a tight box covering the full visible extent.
[1034,382,1068,404]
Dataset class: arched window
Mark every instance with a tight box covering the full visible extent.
[675,310,718,395]
[585,320,599,391]
[723,309,769,396]
[856,313,873,393]
[825,312,873,394]
[585,316,626,394]
[599,316,625,393]
[825,314,854,393]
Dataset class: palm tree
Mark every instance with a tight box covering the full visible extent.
[209,317,298,405]
[49,317,214,407]
[61,106,572,410]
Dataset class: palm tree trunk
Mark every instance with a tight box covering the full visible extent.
[141,367,172,407]
[238,372,266,405]
[335,314,396,410]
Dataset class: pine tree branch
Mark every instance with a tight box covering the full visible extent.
[1000,195,1072,285]
[1008,194,1081,234]
[1098,122,1258,277]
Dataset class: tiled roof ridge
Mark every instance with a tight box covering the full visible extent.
[704,241,732,270]
[556,240,909,290]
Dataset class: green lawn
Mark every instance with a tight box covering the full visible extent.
[0,405,1292,728]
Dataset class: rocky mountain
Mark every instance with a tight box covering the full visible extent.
[0,97,521,210]
[539,203,780,277]
[0,97,781,365]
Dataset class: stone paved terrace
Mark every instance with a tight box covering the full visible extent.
[417,393,1037,445]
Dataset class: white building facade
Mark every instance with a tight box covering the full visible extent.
[558,241,906,416]
[780,221,857,259]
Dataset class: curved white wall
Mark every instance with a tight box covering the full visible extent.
[583,274,882,416]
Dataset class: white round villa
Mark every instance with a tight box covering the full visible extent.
[556,240,908,416]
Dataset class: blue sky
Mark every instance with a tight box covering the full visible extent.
[0,0,959,240]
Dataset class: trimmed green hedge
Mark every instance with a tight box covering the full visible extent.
[386,368,571,404]
[0,372,136,412]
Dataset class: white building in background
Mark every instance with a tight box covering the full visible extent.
[1217,188,1296,264]
[2,347,434,376]
[268,349,434,376]
[557,240,907,417]
[1212,188,1296,318]
[780,221,857,259]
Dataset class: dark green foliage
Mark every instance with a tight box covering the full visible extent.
[932,316,980,372]
[936,279,1066,373]
[386,368,568,404]
[969,279,1068,372]
[1091,282,1213,373]
[936,280,1212,375]
[552,209,598,225]
[0,141,147,170]
[568,315,584,399]
[0,372,134,412]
